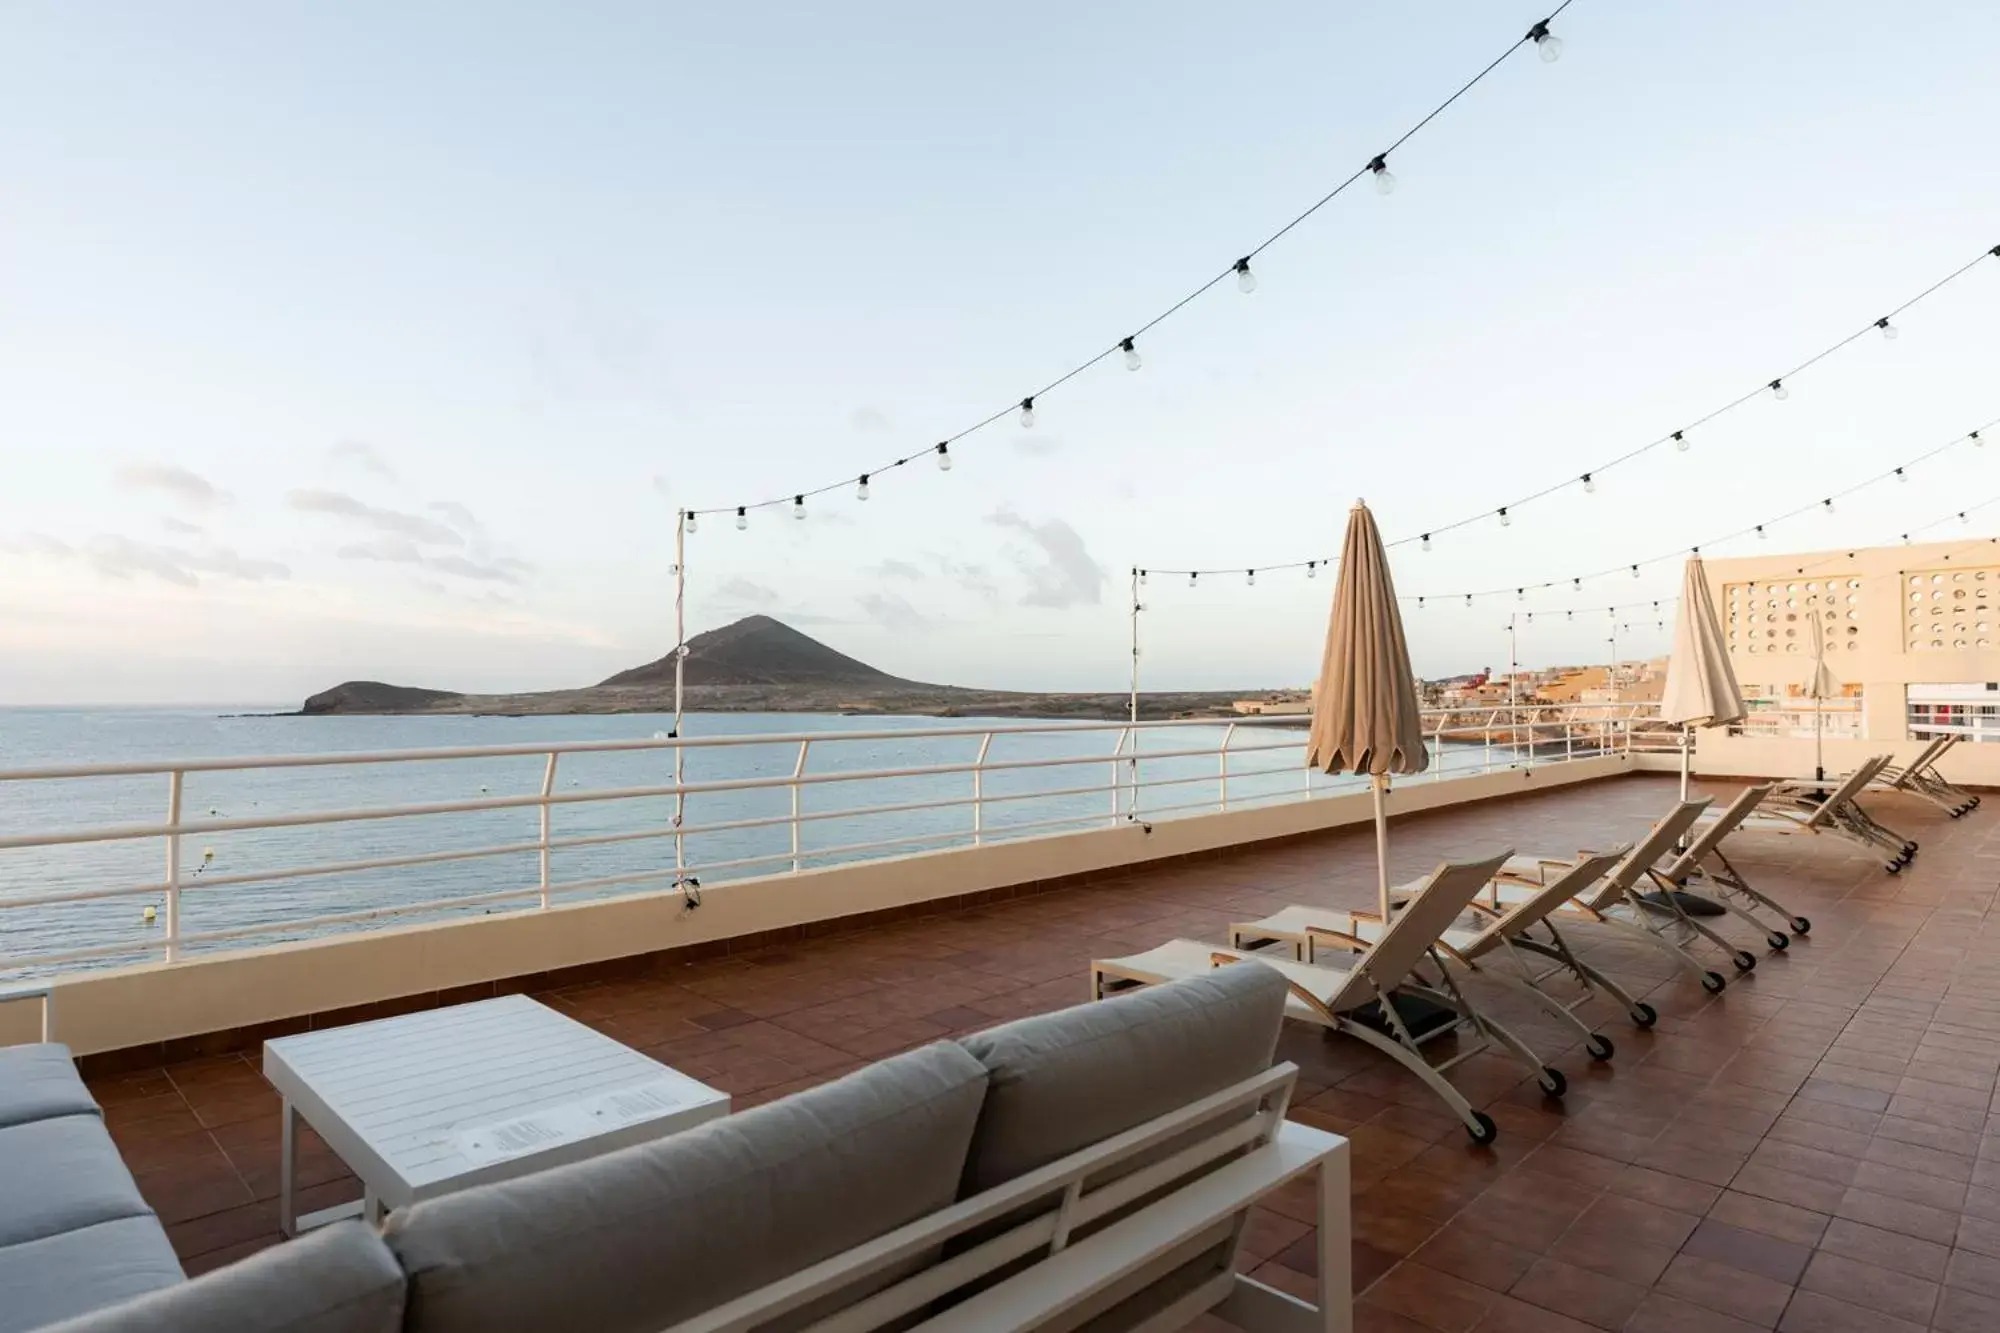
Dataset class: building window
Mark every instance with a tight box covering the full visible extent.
[1907,684,2000,743]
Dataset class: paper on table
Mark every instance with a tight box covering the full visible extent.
[584,1077,706,1126]
[454,1078,715,1167]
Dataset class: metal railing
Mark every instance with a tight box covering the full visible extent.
[0,704,1658,976]
[1727,698,1865,741]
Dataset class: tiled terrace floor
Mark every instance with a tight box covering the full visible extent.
[83,773,2000,1331]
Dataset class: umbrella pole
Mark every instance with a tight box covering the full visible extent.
[1372,774,1391,920]
[1815,704,1825,784]
[1679,725,1691,801]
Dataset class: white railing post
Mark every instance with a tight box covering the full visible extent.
[537,753,558,909]
[1219,723,1238,811]
[1564,722,1574,764]
[1110,728,1130,825]
[972,732,993,844]
[790,741,810,873]
[163,770,183,963]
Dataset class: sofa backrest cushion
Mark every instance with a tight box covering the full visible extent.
[385,1040,990,1333]
[39,1221,400,1333]
[0,1043,100,1130]
[954,961,1289,1195]
[0,1115,154,1248]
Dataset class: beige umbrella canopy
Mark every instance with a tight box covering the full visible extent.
[1660,555,1746,797]
[1308,501,1429,917]
[1804,609,1840,781]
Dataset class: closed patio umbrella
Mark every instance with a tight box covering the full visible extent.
[1308,500,1429,920]
[1804,610,1839,783]
[1659,555,1746,800]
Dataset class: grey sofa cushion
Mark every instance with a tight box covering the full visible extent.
[386,1040,990,1333]
[0,1043,99,1129]
[0,1114,153,1247]
[955,960,1289,1195]
[41,1222,405,1333]
[0,1217,183,1333]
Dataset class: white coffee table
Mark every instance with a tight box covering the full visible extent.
[263,993,729,1234]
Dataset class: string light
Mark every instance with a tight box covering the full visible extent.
[1630,564,1640,578]
[1189,572,1198,588]
[1247,569,1256,586]
[1234,258,1256,294]
[1307,560,1318,578]
[1368,155,1396,196]
[1896,467,1907,483]
[857,474,870,501]
[1139,568,1148,585]
[1421,533,1432,551]
[1823,497,1834,513]
[1528,18,1562,61]
[1770,379,1789,401]
[1673,431,1689,453]
[1756,524,1766,539]
[735,506,748,530]
[1121,338,1141,372]
[684,510,698,535]
[1582,473,1595,494]
[793,494,806,520]
[1878,317,1899,341]
[1019,398,1035,428]
[936,442,952,471]
[1975,431,1987,448]
[1498,507,1511,527]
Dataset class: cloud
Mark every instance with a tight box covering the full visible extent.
[287,489,463,546]
[328,439,395,479]
[336,538,528,584]
[160,517,203,536]
[714,576,780,606]
[850,406,893,433]
[1011,434,1066,458]
[986,510,1106,609]
[428,500,485,540]
[872,558,925,582]
[857,591,929,631]
[924,553,1000,603]
[116,464,228,510]
[4,532,287,586]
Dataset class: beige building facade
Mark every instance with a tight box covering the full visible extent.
[1693,536,2000,781]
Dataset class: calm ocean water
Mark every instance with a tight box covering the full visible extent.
[0,708,1501,975]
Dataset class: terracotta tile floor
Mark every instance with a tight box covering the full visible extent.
[83,773,2000,1330]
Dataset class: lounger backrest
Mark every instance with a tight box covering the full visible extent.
[1811,755,1888,824]
[1466,847,1628,950]
[1659,785,1773,879]
[1892,736,1952,787]
[1325,850,1511,1011]
[1580,799,1710,909]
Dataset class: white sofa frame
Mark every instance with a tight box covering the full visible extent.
[667,1061,1350,1333]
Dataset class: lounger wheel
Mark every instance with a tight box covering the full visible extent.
[1885,858,1903,874]
[1732,950,1756,972]
[1538,1067,1567,1098]
[1766,931,1789,951]
[1629,1001,1658,1028]
[1585,1034,1615,1061]
[1701,971,1727,994]
[1466,1110,1499,1145]
[1790,916,1812,935]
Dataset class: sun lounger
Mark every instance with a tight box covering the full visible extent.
[1880,736,1981,817]
[1653,784,1815,946]
[1230,847,1632,1059]
[1093,852,1535,1145]
[1480,798,1748,996]
[1751,756,1921,872]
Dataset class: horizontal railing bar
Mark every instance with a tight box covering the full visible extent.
[174,887,547,948]
[0,706,1647,783]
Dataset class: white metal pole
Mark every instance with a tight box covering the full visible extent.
[1507,614,1520,764]
[163,770,183,963]
[673,510,687,887]
[537,753,558,908]
[1372,774,1391,921]
[1129,568,1141,819]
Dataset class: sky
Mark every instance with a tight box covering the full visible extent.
[3,1,1999,705]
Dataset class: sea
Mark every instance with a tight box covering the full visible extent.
[0,708,1506,974]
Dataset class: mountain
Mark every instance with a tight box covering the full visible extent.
[597,614,913,689]
[294,615,1256,720]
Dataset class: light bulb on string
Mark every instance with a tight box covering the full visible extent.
[1582,473,1595,494]
[1572,578,1581,591]
[1019,398,1035,428]
[1498,507,1511,527]
[1234,257,1256,294]
[1823,497,1834,514]
[684,510,698,535]
[1756,525,1766,540]
[1465,594,1473,607]
[1189,572,1198,588]
[1139,569,1148,586]
[1962,512,1972,525]
[1528,19,1562,61]
[1526,612,1534,624]
[1630,564,1640,579]
[1974,431,1986,448]
[1368,155,1396,195]
[1673,431,1688,452]
[935,442,952,471]
[1515,587,1524,602]
[1896,468,1907,483]
[1246,569,1256,587]
[1417,597,1425,610]
[1566,611,1573,621]
[856,474,870,501]
[1120,338,1141,372]
[1770,379,1789,401]
[793,495,806,520]
[1421,533,1432,552]
[1877,317,1899,341]
[735,506,748,531]
[1307,560,1317,579]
